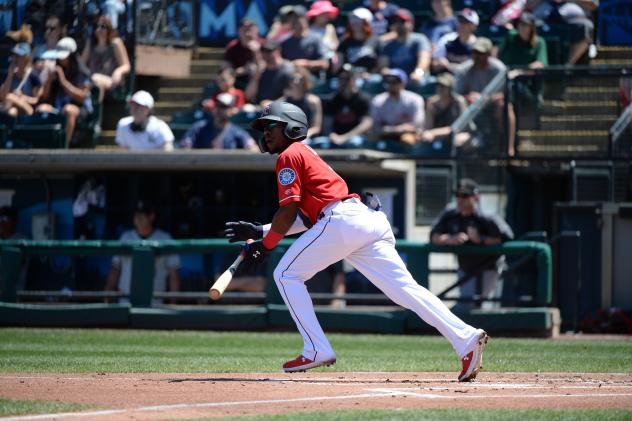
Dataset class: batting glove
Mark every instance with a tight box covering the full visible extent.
[224,221,263,243]
[239,240,270,274]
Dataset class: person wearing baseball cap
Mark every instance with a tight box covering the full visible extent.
[36,36,94,144]
[336,8,379,72]
[430,178,514,311]
[179,92,257,150]
[105,198,181,306]
[454,36,514,154]
[245,39,295,106]
[432,8,479,74]
[420,72,471,149]
[224,18,262,87]
[378,7,432,82]
[370,68,425,144]
[1,42,42,117]
[114,90,175,150]
[280,4,329,74]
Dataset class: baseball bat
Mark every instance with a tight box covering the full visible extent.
[208,239,252,300]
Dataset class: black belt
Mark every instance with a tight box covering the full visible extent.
[318,198,356,220]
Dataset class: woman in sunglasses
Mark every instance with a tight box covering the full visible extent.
[81,15,130,102]
[32,15,65,84]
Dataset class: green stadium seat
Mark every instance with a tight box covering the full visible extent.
[476,24,509,46]
[408,81,437,98]
[10,112,67,149]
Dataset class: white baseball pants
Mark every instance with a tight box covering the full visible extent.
[273,199,480,363]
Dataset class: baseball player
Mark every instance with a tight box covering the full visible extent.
[224,101,487,381]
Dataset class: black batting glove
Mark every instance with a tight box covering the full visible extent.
[238,240,270,275]
[224,221,263,243]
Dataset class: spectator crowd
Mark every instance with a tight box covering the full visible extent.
[1,0,599,153]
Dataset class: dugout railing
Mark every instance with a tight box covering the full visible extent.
[0,239,557,336]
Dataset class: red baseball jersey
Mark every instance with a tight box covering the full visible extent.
[276,142,358,224]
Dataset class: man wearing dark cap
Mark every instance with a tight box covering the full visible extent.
[245,39,295,106]
[280,5,329,74]
[430,179,514,310]
[377,8,432,83]
[105,200,181,306]
[370,68,425,143]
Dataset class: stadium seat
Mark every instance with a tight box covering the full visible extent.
[476,24,509,46]
[407,81,437,98]
[10,112,67,149]
[230,109,261,139]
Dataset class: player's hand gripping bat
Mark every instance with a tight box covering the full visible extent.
[208,240,251,300]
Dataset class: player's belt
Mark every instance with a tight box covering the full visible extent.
[318,197,361,220]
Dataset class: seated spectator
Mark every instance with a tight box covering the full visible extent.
[366,0,400,37]
[267,5,295,43]
[336,8,380,73]
[432,9,479,74]
[420,0,459,46]
[179,93,258,150]
[105,199,180,306]
[281,67,322,138]
[115,90,175,150]
[455,38,514,153]
[224,18,262,87]
[307,1,339,57]
[80,15,131,102]
[499,12,548,154]
[526,0,596,65]
[370,68,425,143]
[323,65,372,146]
[207,66,246,109]
[245,40,294,106]
[37,37,93,144]
[32,15,65,84]
[280,5,329,74]
[0,43,42,117]
[378,9,432,84]
[420,72,471,147]
[430,178,514,311]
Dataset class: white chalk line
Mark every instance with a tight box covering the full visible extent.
[0,392,396,421]
[366,388,632,400]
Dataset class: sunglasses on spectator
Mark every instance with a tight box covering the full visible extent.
[384,77,401,84]
[455,193,473,199]
[96,24,108,29]
[45,25,58,31]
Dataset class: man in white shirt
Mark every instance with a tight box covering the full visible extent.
[115,90,175,150]
[105,200,181,306]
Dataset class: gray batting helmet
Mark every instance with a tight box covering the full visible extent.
[251,101,308,152]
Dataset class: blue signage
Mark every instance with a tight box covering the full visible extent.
[598,0,632,45]
[198,0,293,46]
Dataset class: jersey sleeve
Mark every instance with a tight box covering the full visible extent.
[276,150,302,206]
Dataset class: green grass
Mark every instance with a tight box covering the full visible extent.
[1,328,631,373]
[0,398,92,416]
[176,409,632,421]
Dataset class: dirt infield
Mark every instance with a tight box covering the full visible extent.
[1,372,631,420]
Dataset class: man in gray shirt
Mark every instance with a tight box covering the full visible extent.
[280,5,329,74]
[245,40,295,106]
[370,68,425,143]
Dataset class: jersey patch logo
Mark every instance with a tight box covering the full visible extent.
[278,168,296,186]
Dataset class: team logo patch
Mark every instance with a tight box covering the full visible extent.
[278,168,296,186]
